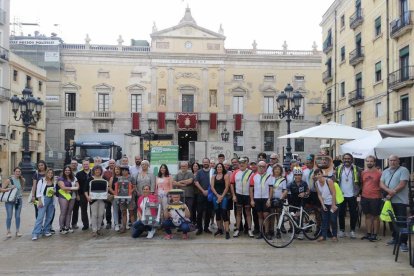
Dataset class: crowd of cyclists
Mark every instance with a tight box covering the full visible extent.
[0,151,411,252]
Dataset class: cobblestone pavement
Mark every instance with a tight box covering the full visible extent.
[0,195,413,275]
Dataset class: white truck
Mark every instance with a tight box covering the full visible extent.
[71,133,140,165]
[189,141,233,163]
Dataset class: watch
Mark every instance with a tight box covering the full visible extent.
[184,41,192,49]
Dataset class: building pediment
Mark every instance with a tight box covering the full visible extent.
[93,83,114,92]
[151,8,225,40]
[126,84,146,91]
[61,82,81,90]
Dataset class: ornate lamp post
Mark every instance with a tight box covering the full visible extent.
[221,127,230,142]
[10,88,44,190]
[144,127,155,161]
[276,84,303,168]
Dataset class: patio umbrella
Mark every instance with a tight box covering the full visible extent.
[278,121,370,140]
[375,137,414,159]
[378,121,414,138]
[340,130,382,159]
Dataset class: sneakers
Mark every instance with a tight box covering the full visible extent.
[369,235,379,242]
[182,233,189,240]
[16,232,22,237]
[146,229,156,239]
[60,228,68,235]
[72,225,79,230]
[115,225,120,232]
[400,243,409,252]
[164,234,173,240]
[350,231,356,239]
[106,224,111,230]
[50,229,56,234]
[44,232,52,237]
[233,230,240,237]
[338,230,345,238]
[225,232,230,240]
[386,239,396,246]
[6,232,11,238]
[248,229,254,238]
[214,230,223,236]
[361,233,371,240]
[297,233,304,240]
[68,227,74,233]
[32,235,38,241]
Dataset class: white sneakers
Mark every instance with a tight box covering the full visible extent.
[115,225,120,232]
[338,230,356,239]
[297,233,304,240]
[146,229,156,239]
[350,231,356,239]
[248,230,254,238]
[233,230,240,237]
[338,230,346,238]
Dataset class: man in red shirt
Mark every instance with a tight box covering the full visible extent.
[360,155,382,241]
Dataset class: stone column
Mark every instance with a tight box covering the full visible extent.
[167,67,175,111]
[218,67,225,111]
[150,66,157,106]
[201,67,209,112]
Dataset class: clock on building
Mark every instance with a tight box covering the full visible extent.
[184,41,192,49]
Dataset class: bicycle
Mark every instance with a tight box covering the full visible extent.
[262,199,321,248]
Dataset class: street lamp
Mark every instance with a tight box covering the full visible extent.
[221,127,230,142]
[276,83,303,168]
[10,88,44,190]
[144,127,155,161]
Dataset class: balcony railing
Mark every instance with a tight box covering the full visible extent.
[0,8,6,25]
[0,124,6,137]
[64,111,77,118]
[321,103,333,116]
[21,140,40,151]
[0,46,9,62]
[349,47,364,66]
[394,109,412,122]
[350,9,364,29]
[351,120,362,129]
[92,111,114,119]
[322,70,333,83]
[390,11,413,39]
[389,66,414,90]
[323,37,333,54]
[0,86,10,101]
[259,113,280,121]
[348,88,365,106]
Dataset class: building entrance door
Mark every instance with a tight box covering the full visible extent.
[178,131,197,161]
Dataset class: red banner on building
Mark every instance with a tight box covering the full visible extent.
[209,113,217,130]
[177,113,198,130]
[132,112,140,131]
[234,114,242,131]
[158,112,166,129]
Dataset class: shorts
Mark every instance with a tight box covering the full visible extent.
[118,200,135,211]
[360,197,382,216]
[271,198,284,209]
[254,198,271,213]
[235,194,251,207]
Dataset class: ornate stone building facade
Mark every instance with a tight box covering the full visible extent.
[13,8,324,164]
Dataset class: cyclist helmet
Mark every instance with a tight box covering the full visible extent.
[292,166,303,175]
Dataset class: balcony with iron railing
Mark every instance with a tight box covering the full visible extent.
[389,66,414,90]
[348,88,365,106]
[21,139,40,151]
[0,86,10,102]
[322,70,333,83]
[259,113,280,121]
[0,45,9,62]
[394,108,412,122]
[92,111,114,119]
[349,47,364,66]
[350,9,364,29]
[321,103,333,116]
[323,37,333,54]
[0,124,6,137]
[351,120,362,129]
[390,11,413,39]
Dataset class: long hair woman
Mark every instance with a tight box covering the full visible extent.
[1,167,25,238]
[57,165,79,234]
[108,165,122,231]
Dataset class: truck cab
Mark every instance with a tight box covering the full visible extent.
[71,141,122,163]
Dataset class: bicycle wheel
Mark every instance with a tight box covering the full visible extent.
[302,209,321,240]
[262,213,295,248]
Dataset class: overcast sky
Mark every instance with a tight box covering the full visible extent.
[10,0,334,50]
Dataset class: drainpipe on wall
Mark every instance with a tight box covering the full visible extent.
[386,0,390,124]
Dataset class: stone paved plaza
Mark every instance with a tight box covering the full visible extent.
[0,195,413,275]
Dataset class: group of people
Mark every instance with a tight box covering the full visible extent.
[0,151,411,251]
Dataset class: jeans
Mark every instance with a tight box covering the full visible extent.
[131,220,152,238]
[389,203,408,244]
[90,200,105,232]
[196,194,212,231]
[338,196,358,232]
[321,204,338,239]
[162,219,190,234]
[32,197,55,236]
[5,198,23,231]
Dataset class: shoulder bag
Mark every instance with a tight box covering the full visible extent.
[0,178,18,203]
